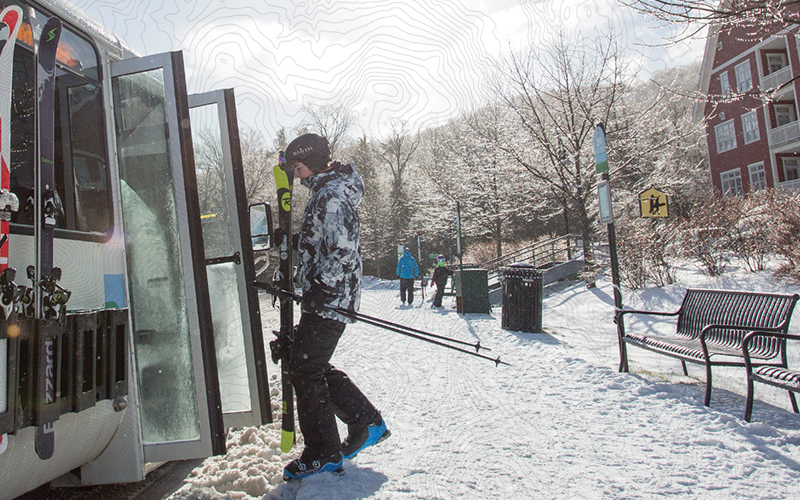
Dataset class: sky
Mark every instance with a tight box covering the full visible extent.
[157,259,800,499]
[68,0,705,142]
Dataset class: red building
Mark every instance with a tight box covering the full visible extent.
[699,18,800,197]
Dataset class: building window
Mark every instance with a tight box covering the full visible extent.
[748,162,766,191]
[715,120,737,153]
[735,60,752,92]
[766,52,788,74]
[719,71,730,96]
[8,5,111,237]
[784,158,800,181]
[741,111,760,144]
[721,168,743,198]
[775,104,797,127]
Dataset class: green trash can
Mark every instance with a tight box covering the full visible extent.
[454,268,491,314]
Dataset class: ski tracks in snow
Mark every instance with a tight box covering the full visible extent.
[169,277,800,499]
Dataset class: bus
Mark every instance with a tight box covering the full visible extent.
[0,0,272,498]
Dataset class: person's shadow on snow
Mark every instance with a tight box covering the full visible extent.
[267,464,388,500]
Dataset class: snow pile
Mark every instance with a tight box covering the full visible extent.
[168,261,800,499]
[176,377,303,499]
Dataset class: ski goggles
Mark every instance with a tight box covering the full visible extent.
[278,150,288,170]
[437,257,446,264]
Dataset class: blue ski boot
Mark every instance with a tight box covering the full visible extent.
[283,451,344,481]
[342,417,391,459]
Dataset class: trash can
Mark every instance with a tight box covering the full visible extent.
[454,268,491,314]
[502,263,543,333]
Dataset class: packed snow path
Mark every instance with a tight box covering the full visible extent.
[170,272,800,500]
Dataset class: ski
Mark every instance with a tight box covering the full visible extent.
[0,4,22,456]
[271,153,295,453]
[33,16,64,461]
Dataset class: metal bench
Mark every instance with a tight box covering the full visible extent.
[617,288,799,409]
[743,331,800,422]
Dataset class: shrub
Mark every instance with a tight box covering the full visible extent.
[618,219,676,289]
[678,201,732,276]
[770,190,800,281]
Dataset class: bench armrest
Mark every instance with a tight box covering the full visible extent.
[743,330,800,368]
[617,309,679,323]
[700,323,785,342]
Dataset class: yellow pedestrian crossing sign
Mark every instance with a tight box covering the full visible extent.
[639,187,669,218]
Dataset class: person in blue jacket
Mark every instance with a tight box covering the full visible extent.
[396,248,418,305]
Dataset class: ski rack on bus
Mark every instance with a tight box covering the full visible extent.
[0,308,129,435]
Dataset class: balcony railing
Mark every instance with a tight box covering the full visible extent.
[770,120,800,146]
[778,178,800,193]
[761,66,793,92]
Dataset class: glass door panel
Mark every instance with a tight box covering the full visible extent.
[111,52,224,462]
[188,90,270,428]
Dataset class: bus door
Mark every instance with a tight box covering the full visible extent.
[110,51,225,462]
[188,88,271,429]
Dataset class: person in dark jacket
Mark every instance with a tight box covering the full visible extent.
[430,254,454,308]
[281,133,390,481]
[396,248,418,305]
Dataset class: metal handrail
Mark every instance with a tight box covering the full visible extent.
[467,234,580,273]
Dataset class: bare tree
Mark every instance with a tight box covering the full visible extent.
[239,127,274,205]
[338,135,397,277]
[373,119,421,243]
[610,64,710,219]
[297,103,356,156]
[623,0,800,41]
[494,27,634,262]
[419,105,542,259]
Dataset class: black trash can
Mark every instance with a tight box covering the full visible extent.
[502,263,543,333]
[454,268,491,314]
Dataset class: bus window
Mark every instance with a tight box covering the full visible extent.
[7,3,110,237]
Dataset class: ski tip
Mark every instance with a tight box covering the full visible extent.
[280,430,294,454]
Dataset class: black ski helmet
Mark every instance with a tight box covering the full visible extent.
[285,133,331,173]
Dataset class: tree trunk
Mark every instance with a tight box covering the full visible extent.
[495,218,502,259]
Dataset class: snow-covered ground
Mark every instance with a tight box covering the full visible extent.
[170,261,800,499]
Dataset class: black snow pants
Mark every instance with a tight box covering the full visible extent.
[433,284,446,307]
[289,312,380,460]
[399,278,415,304]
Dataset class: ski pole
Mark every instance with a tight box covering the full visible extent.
[253,281,508,366]
[336,308,508,366]
[350,308,490,352]
[254,280,489,352]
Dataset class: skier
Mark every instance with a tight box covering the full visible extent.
[396,247,418,305]
[281,133,390,481]
[430,254,454,308]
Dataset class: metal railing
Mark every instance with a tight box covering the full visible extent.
[769,120,800,147]
[761,65,792,93]
[466,234,581,273]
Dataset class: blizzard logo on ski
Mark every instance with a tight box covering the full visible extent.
[42,422,54,434]
[45,28,57,42]
[44,338,54,404]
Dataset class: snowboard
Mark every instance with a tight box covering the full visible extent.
[33,16,62,461]
[0,4,22,457]
[272,155,295,453]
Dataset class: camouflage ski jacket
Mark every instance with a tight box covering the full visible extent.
[296,162,363,323]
